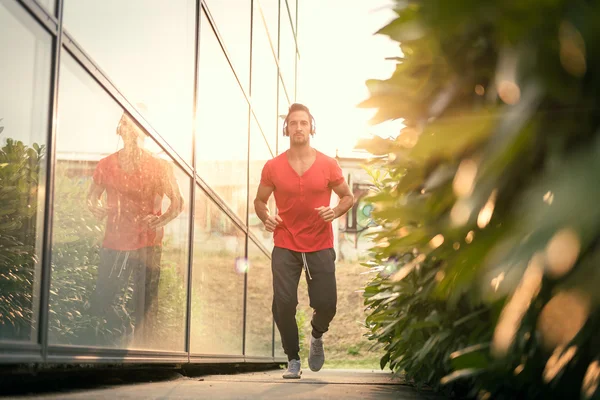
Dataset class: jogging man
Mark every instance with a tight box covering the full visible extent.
[253,103,354,378]
[87,109,184,347]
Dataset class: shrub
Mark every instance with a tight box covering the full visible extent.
[0,133,44,340]
[360,1,600,398]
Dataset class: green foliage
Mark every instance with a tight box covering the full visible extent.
[360,0,600,398]
[0,135,45,340]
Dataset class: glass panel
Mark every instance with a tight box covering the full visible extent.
[277,78,290,155]
[245,240,273,357]
[204,0,251,91]
[248,118,275,248]
[63,0,196,164]
[49,52,191,351]
[0,0,52,343]
[37,0,55,16]
[196,13,248,222]
[258,0,278,45]
[191,187,245,355]
[279,12,296,103]
[251,4,278,153]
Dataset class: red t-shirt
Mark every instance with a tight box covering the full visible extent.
[260,150,345,252]
[93,151,166,250]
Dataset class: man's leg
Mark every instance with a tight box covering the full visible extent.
[271,247,303,363]
[140,246,162,347]
[305,248,337,371]
[89,248,133,347]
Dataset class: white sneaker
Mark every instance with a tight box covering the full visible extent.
[282,359,302,379]
[308,335,325,372]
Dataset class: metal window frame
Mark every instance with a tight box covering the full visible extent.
[2,0,290,366]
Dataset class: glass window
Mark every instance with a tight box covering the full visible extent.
[0,0,52,342]
[279,12,296,104]
[245,240,273,357]
[191,187,245,355]
[277,78,290,155]
[251,4,278,153]
[196,12,248,222]
[248,118,275,248]
[203,0,251,91]
[49,52,191,352]
[281,0,296,32]
[63,0,196,164]
[37,0,55,16]
[257,0,278,46]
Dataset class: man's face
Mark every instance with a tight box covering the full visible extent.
[287,111,311,146]
[117,113,146,146]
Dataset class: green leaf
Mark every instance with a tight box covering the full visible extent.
[440,368,484,386]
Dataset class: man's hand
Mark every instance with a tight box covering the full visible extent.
[140,214,164,230]
[315,206,336,222]
[264,214,283,232]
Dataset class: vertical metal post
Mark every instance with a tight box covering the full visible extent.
[275,0,281,156]
[38,0,64,362]
[294,0,298,102]
[184,0,202,362]
[242,0,255,359]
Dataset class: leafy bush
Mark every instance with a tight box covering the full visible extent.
[360,1,600,398]
[0,132,44,340]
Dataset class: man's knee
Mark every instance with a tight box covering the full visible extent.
[314,301,336,319]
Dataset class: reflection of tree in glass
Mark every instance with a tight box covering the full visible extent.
[0,120,44,341]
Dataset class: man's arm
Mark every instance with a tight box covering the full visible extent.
[316,181,355,222]
[254,184,281,232]
[332,181,354,219]
[146,163,184,230]
[87,181,108,220]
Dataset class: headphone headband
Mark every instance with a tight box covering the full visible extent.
[282,106,316,136]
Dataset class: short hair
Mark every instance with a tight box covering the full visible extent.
[283,103,316,135]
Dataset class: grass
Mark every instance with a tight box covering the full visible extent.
[295,260,385,370]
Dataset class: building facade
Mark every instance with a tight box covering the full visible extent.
[0,0,299,366]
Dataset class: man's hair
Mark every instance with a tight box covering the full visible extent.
[283,103,316,135]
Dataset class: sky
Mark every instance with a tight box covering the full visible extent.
[296,0,403,158]
[1,0,402,162]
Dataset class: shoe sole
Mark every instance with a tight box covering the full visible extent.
[282,373,302,379]
[308,363,324,372]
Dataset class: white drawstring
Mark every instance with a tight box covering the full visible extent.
[109,250,123,278]
[302,252,312,280]
[117,251,130,277]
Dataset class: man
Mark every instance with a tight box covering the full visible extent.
[254,103,354,379]
[87,108,184,348]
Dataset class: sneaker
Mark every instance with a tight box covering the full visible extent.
[282,359,302,379]
[308,335,325,372]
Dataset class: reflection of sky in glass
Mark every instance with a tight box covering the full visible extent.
[63,0,196,162]
[0,1,52,148]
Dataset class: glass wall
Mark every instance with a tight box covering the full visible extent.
[50,52,191,351]
[0,0,299,365]
[191,188,245,355]
[0,0,53,343]
[63,0,196,164]
[245,240,273,357]
[196,12,248,222]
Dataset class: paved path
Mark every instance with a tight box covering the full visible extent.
[7,369,445,400]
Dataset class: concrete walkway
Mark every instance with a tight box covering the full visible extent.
[8,369,445,400]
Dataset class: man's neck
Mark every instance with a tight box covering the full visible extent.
[287,144,314,160]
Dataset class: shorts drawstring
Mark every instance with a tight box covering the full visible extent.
[302,252,312,280]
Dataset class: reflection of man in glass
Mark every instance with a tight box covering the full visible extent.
[86,109,184,347]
